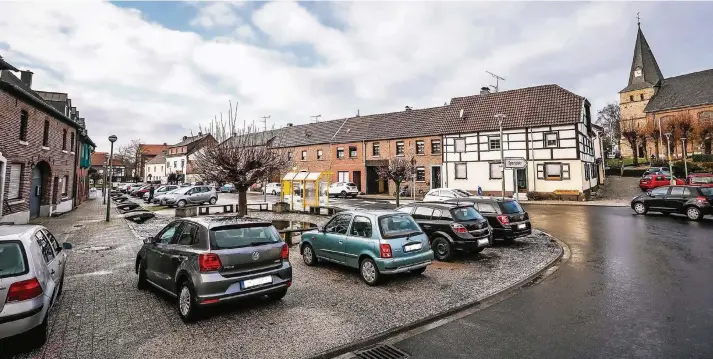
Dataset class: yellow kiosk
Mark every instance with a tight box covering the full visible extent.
[281,171,332,212]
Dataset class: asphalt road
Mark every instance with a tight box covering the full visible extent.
[389,205,713,359]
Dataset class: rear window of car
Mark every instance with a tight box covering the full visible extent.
[453,189,472,197]
[450,206,484,221]
[346,183,357,187]
[0,242,29,278]
[691,176,713,184]
[501,201,524,214]
[378,214,422,239]
[210,224,282,249]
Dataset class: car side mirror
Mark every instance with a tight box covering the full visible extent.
[646,190,653,196]
[143,236,155,244]
[62,242,73,250]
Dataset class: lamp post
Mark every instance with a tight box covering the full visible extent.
[106,135,117,222]
[102,160,107,205]
[495,114,506,199]
[681,137,688,179]
[411,157,417,201]
[664,132,674,185]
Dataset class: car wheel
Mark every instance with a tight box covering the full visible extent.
[272,190,276,195]
[137,260,148,290]
[177,200,187,208]
[267,288,288,301]
[302,244,318,266]
[209,197,217,205]
[177,280,199,322]
[341,191,348,198]
[57,273,65,297]
[360,258,381,286]
[27,311,48,348]
[686,206,703,221]
[633,202,648,215]
[431,237,453,261]
[410,267,426,275]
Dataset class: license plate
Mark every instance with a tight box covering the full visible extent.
[242,276,273,289]
[517,223,526,229]
[404,243,422,252]
[477,238,489,246]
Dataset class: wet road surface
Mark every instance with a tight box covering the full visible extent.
[393,205,713,359]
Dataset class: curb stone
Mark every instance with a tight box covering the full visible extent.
[309,231,566,359]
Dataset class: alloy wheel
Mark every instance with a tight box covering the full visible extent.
[634,203,646,214]
[687,207,701,220]
[179,286,191,316]
[361,260,376,283]
[303,246,313,265]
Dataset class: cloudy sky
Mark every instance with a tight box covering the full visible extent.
[1,1,712,151]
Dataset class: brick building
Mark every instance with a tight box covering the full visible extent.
[137,143,168,180]
[90,152,124,185]
[0,55,94,223]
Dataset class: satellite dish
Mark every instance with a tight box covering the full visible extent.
[459,109,465,119]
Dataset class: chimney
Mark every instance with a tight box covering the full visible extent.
[182,136,188,141]
[20,70,33,88]
[198,131,202,136]
[163,142,167,146]
[405,106,412,111]
[287,123,293,127]
[480,87,491,95]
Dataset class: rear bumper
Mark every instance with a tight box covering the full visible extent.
[0,299,46,340]
[194,262,292,305]
[453,233,493,250]
[493,224,532,239]
[376,250,434,274]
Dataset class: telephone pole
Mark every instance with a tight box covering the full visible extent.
[486,71,505,92]
[259,115,270,132]
[310,115,321,123]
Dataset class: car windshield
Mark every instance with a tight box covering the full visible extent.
[691,177,713,184]
[378,214,422,239]
[501,201,524,214]
[0,242,28,278]
[453,189,472,197]
[451,206,484,221]
[210,224,281,249]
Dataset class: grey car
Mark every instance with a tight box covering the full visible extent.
[163,185,218,208]
[0,225,72,347]
[135,216,292,321]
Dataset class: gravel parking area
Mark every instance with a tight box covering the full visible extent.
[3,199,561,359]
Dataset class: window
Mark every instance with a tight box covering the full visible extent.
[349,146,358,158]
[451,206,484,221]
[372,142,380,156]
[288,152,293,161]
[640,94,644,101]
[592,165,598,179]
[682,188,691,196]
[454,138,465,153]
[396,206,414,214]
[42,120,50,146]
[431,140,441,154]
[34,231,55,264]
[211,225,281,249]
[413,207,434,220]
[175,223,199,246]
[62,175,68,195]
[19,110,28,141]
[416,167,425,181]
[630,95,634,102]
[545,132,558,148]
[477,203,498,214]
[338,171,349,182]
[396,141,405,155]
[651,186,669,196]
[43,229,61,251]
[325,214,352,235]
[416,140,425,155]
[317,150,323,160]
[489,162,503,179]
[585,164,590,181]
[336,148,344,159]
[349,216,373,238]
[8,163,22,199]
[173,161,177,168]
[439,190,456,198]
[62,129,67,150]
[669,187,685,196]
[301,151,307,161]
[181,159,185,168]
[489,137,501,150]
[157,222,183,244]
[0,242,28,278]
[70,132,75,151]
[455,163,467,179]
[537,163,571,180]
[379,214,422,238]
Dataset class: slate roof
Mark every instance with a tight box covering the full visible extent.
[146,152,166,165]
[36,91,69,114]
[645,69,713,112]
[273,119,346,148]
[0,55,19,71]
[169,134,209,148]
[439,85,585,134]
[621,27,664,93]
[91,152,123,167]
[330,105,450,143]
[139,144,169,156]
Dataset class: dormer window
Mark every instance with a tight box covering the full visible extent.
[634,67,642,78]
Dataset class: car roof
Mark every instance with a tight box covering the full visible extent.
[0,225,41,242]
[689,173,713,176]
[410,202,470,210]
[337,210,402,218]
[179,215,272,229]
[444,196,515,203]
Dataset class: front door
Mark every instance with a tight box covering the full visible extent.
[30,167,42,219]
[353,171,362,192]
[317,214,351,263]
[147,221,183,289]
[431,166,442,189]
[517,168,527,190]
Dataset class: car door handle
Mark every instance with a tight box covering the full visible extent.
[50,269,55,275]
[338,241,343,244]
[422,225,432,229]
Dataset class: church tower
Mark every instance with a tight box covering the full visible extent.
[619,22,663,157]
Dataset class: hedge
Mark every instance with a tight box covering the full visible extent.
[692,154,713,162]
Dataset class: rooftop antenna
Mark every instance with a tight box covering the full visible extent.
[486,71,505,93]
[637,12,641,28]
[310,114,321,123]
[259,115,270,132]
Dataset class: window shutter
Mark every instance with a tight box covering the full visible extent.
[562,164,571,180]
[9,164,22,199]
[536,164,544,179]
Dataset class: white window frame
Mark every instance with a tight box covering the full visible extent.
[544,132,558,148]
[488,136,501,151]
[416,167,425,182]
[336,147,345,159]
[396,141,405,156]
[431,139,442,154]
[537,163,570,181]
[415,140,425,155]
[317,150,323,160]
[8,163,22,200]
[454,138,465,153]
[489,162,503,179]
[454,163,467,179]
[301,151,307,161]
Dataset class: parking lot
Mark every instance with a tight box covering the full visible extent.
[2,199,561,359]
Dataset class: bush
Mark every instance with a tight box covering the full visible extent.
[692,154,713,162]
[671,161,703,178]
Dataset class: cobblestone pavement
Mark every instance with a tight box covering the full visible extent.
[2,199,561,359]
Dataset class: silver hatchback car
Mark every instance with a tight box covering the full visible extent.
[0,225,72,347]
[163,185,218,208]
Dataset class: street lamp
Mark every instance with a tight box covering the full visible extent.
[106,135,117,222]
[411,157,417,201]
[664,132,674,185]
[102,160,107,205]
[494,114,506,199]
[681,137,688,179]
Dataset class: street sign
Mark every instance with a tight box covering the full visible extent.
[504,157,527,169]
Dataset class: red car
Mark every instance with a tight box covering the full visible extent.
[640,174,684,191]
[686,173,713,187]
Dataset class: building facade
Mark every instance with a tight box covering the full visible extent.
[144,151,166,183]
[165,134,215,184]
[137,143,168,180]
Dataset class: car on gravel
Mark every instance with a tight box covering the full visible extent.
[300,210,434,285]
[396,202,492,261]
[422,188,473,202]
[153,188,181,205]
[0,225,72,347]
[327,182,359,198]
[135,217,292,321]
[639,174,684,191]
[441,197,532,242]
[163,185,218,208]
[686,173,713,186]
[631,185,713,220]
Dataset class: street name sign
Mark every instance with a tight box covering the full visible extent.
[504,158,527,169]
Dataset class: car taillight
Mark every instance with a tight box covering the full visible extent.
[281,243,289,260]
[450,223,468,234]
[6,278,43,303]
[199,253,222,272]
[696,196,707,203]
[497,215,510,225]
[380,243,392,258]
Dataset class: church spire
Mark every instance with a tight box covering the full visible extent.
[621,21,663,93]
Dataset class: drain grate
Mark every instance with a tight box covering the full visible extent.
[354,344,410,359]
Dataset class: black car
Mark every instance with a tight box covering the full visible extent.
[396,202,493,261]
[631,185,713,220]
[442,197,532,241]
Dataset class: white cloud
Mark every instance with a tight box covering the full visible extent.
[190,2,242,29]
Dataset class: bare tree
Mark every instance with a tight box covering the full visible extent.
[672,113,694,159]
[191,102,291,216]
[596,103,621,155]
[621,120,642,166]
[642,120,661,161]
[376,157,415,207]
[115,139,142,181]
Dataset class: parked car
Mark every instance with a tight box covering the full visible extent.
[327,182,359,198]
[153,188,182,205]
[143,185,179,202]
[686,173,713,186]
[300,210,434,285]
[124,183,145,194]
[441,197,532,242]
[262,182,281,195]
[220,183,236,193]
[163,185,218,208]
[639,174,685,191]
[631,185,713,220]
[396,202,492,261]
[0,225,73,346]
[135,217,291,321]
[643,166,671,176]
[132,185,153,198]
[422,188,473,202]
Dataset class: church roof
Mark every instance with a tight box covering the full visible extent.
[645,69,713,113]
[620,26,664,93]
